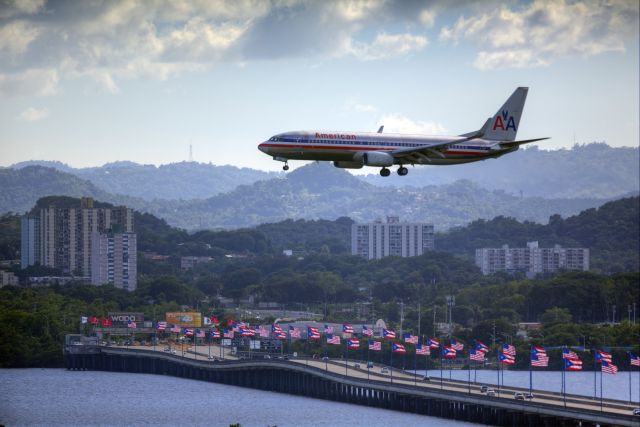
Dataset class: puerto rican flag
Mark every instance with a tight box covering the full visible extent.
[289,326,301,339]
[392,342,406,354]
[631,354,640,367]
[502,344,516,356]
[530,346,549,367]
[183,328,194,337]
[564,357,582,371]
[427,338,440,349]
[470,349,485,362]
[347,338,360,349]
[273,331,287,340]
[127,320,137,329]
[239,327,254,337]
[327,334,341,345]
[343,324,354,334]
[324,324,333,334]
[156,321,167,331]
[416,344,429,355]
[595,350,612,363]
[361,325,373,336]
[562,347,578,359]
[450,338,464,351]
[475,340,489,353]
[209,329,221,338]
[382,329,396,339]
[368,340,381,351]
[272,324,283,334]
[499,352,515,365]
[601,360,618,374]
[403,333,418,344]
[442,346,457,359]
[307,326,321,340]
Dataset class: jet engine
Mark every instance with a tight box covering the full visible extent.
[361,151,394,167]
[333,161,364,169]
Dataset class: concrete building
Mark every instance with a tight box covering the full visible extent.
[475,241,589,277]
[20,197,134,277]
[180,256,213,271]
[351,216,435,260]
[0,270,19,287]
[91,232,137,291]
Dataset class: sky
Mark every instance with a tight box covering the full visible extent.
[1,0,638,172]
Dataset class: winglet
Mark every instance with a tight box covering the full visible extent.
[377,125,384,133]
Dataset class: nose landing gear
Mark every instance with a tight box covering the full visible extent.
[283,163,289,171]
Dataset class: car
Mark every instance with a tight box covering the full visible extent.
[486,388,496,397]
[514,392,525,400]
[367,361,374,368]
[263,355,271,359]
[633,408,640,416]
[381,368,389,374]
[171,350,177,354]
[480,385,489,393]
[354,364,360,369]
[208,356,214,360]
[322,356,329,361]
[422,376,431,382]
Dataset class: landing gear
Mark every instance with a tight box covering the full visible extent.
[283,163,289,171]
[397,166,408,176]
[380,168,391,177]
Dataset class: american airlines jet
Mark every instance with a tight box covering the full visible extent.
[258,87,548,177]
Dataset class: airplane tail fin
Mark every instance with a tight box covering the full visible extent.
[483,87,528,141]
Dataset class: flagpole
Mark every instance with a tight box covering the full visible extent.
[594,353,597,400]
[529,346,532,396]
[562,350,566,408]
[628,352,632,405]
[440,348,444,390]
[367,343,370,380]
[467,351,471,394]
[390,345,394,384]
[600,362,603,412]
[414,346,417,386]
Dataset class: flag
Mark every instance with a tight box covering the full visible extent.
[307,326,321,340]
[442,346,457,359]
[102,318,112,327]
[631,354,640,367]
[601,360,618,374]
[211,316,220,325]
[80,316,88,324]
[127,320,137,329]
[392,342,406,354]
[239,327,255,337]
[368,340,381,351]
[156,321,167,331]
[595,350,612,363]
[223,328,234,338]
[272,324,283,334]
[499,352,515,365]
[347,338,360,349]
[530,346,549,367]
[475,340,489,353]
[183,328,193,337]
[502,344,516,356]
[89,316,99,325]
[258,326,269,338]
[343,324,354,334]
[416,344,429,355]
[382,329,396,339]
[327,334,340,345]
[324,324,333,334]
[203,316,212,326]
[427,338,440,349]
[451,338,464,351]
[209,329,220,338]
[273,331,287,340]
[564,357,582,371]
[470,349,485,362]
[170,324,181,333]
[196,329,205,338]
[227,319,235,326]
[562,347,578,359]
[361,325,373,336]
[403,333,418,344]
[289,326,301,339]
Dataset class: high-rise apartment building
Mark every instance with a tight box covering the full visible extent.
[475,241,589,277]
[351,216,435,260]
[20,198,135,280]
[91,232,137,291]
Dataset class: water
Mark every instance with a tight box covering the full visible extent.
[0,369,477,427]
[417,369,640,402]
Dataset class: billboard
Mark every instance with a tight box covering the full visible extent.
[107,312,145,327]
[166,312,202,327]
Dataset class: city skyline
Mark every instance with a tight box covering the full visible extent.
[1,0,638,171]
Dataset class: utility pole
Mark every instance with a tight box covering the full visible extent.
[492,321,496,347]
[433,306,437,337]
[417,302,421,339]
[399,301,404,337]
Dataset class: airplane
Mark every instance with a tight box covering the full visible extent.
[257,87,549,177]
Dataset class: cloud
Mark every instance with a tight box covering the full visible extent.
[347,32,428,61]
[0,0,45,19]
[378,114,446,135]
[439,0,639,69]
[17,106,49,121]
[344,97,377,113]
[0,68,59,96]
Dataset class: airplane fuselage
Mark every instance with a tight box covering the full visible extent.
[258,131,516,166]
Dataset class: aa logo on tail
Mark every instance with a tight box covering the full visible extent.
[493,110,517,131]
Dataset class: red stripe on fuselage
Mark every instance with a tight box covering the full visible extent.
[260,143,489,156]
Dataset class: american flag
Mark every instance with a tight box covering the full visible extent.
[427,338,440,349]
[403,333,418,344]
[343,324,354,334]
[564,357,582,371]
[324,324,333,334]
[308,326,321,340]
[601,360,618,374]
[127,320,137,329]
[562,348,578,359]
[195,329,205,338]
[289,326,301,338]
[530,346,549,367]
[382,329,396,339]
[502,344,516,356]
[470,349,485,362]
[156,321,167,331]
[595,350,612,363]
[272,324,283,334]
[392,342,406,354]
[170,325,181,333]
[209,329,220,338]
[416,344,429,355]
[475,340,489,353]
[347,338,360,349]
[451,338,464,351]
[442,346,457,359]
[631,354,640,367]
[368,340,381,351]
[257,326,269,338]
[361,325,373,336]
[223,329,234,338]
[499,352,515,365]
[183,328,194,337]
[327,334,341,345]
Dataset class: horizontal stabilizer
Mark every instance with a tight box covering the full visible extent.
[500,137,550,148]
